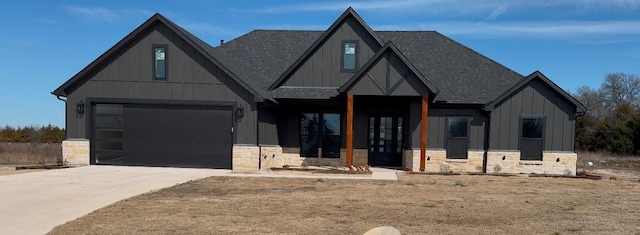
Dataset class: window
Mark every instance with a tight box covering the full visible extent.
[300,113,341,158]
[153,45,167,79]
[342,41,357,72]
[447,117,468,138]
[321,114,341,158]
[522,118,543,139]
[301,113,319,157]
[446,116,469,159]
[520,117,545,160]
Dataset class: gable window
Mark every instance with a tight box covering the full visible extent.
[446,116,469,159]
[520,117,545,160]
[342,41,358,72]
[300,113,341,158]
[153,45,167,80]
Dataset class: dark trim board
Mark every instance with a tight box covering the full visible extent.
[85,98,236,168]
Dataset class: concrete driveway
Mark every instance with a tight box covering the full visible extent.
[0,165,230,234]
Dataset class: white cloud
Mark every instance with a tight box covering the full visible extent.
[482,5,509,22]
[247,0,640,14]
[65,6,152,22]
[376,20,640,42]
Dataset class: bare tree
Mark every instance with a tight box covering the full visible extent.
[574,86,606,120]
[600,73,640,110]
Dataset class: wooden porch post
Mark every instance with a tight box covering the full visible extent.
[346,94,354,168]
[420,95,429,171]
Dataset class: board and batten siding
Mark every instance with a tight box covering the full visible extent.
[65,22,257,145]
[258,107,279,146]
[284,16,381,88]
[426,107,487,150]
[348,51,430,96]
[489,79,577,151]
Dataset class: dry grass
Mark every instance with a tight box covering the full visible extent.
[0,142,61,165]
[577,152,640,181]
[577,151,640,171]
[50,173,640,235]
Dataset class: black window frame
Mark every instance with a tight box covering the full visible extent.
[299,112,342,158]
[153,44,168,80]
[445,116,470,159]
[519,115,546,161]
[520,116,545,139]
[341,40,358,72]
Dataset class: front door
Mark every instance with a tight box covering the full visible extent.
[368,115,403,166]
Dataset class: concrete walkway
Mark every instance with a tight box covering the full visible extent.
[0,165,397,234]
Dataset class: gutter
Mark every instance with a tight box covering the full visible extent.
[55,94,67,102]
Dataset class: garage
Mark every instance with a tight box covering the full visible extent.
[91,103,233,169]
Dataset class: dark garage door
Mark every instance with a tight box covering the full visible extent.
[92,103,232,169]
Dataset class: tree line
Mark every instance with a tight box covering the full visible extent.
[0,124,65,143]
[573,72,640,155]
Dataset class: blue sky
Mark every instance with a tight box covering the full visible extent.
[1,0,639,128]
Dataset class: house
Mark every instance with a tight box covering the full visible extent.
[52,8,586,175]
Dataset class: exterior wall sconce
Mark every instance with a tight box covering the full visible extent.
[236,105,244,121]
[76,100,85,118]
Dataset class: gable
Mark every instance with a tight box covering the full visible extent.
[66,22,249,102]
[53,14,267,101]
[488,78,579,151]
[345,50,428,96]
[340,42,438,96]
[485,71,586,113]
[270,8,383,89]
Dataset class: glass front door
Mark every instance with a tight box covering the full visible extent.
[368,115,403,166]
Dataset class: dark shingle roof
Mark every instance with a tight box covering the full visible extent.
[212,30,523,104]
[376,31,523,103]
[211,30,323,92]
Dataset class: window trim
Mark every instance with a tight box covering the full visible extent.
[152,44,168,80]
[519,115,546,140]
[341,40,359,72]
[518,115,546,160]
[444,116,470,159]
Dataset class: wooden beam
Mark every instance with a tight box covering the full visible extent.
[420,95,429,171]
[346,94,354,168]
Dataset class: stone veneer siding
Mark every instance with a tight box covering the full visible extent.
[403,148,484,173]
[62,139,90,166]
[257,146,373,170]
[232,145,260,173]
[486,151,577,176]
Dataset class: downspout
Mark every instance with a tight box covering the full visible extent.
[55,94,67,139]
[483,111,491,174]
[257,104,263,172]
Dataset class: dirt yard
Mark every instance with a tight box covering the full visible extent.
[50,172,640,235]
[577,151,640,181]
